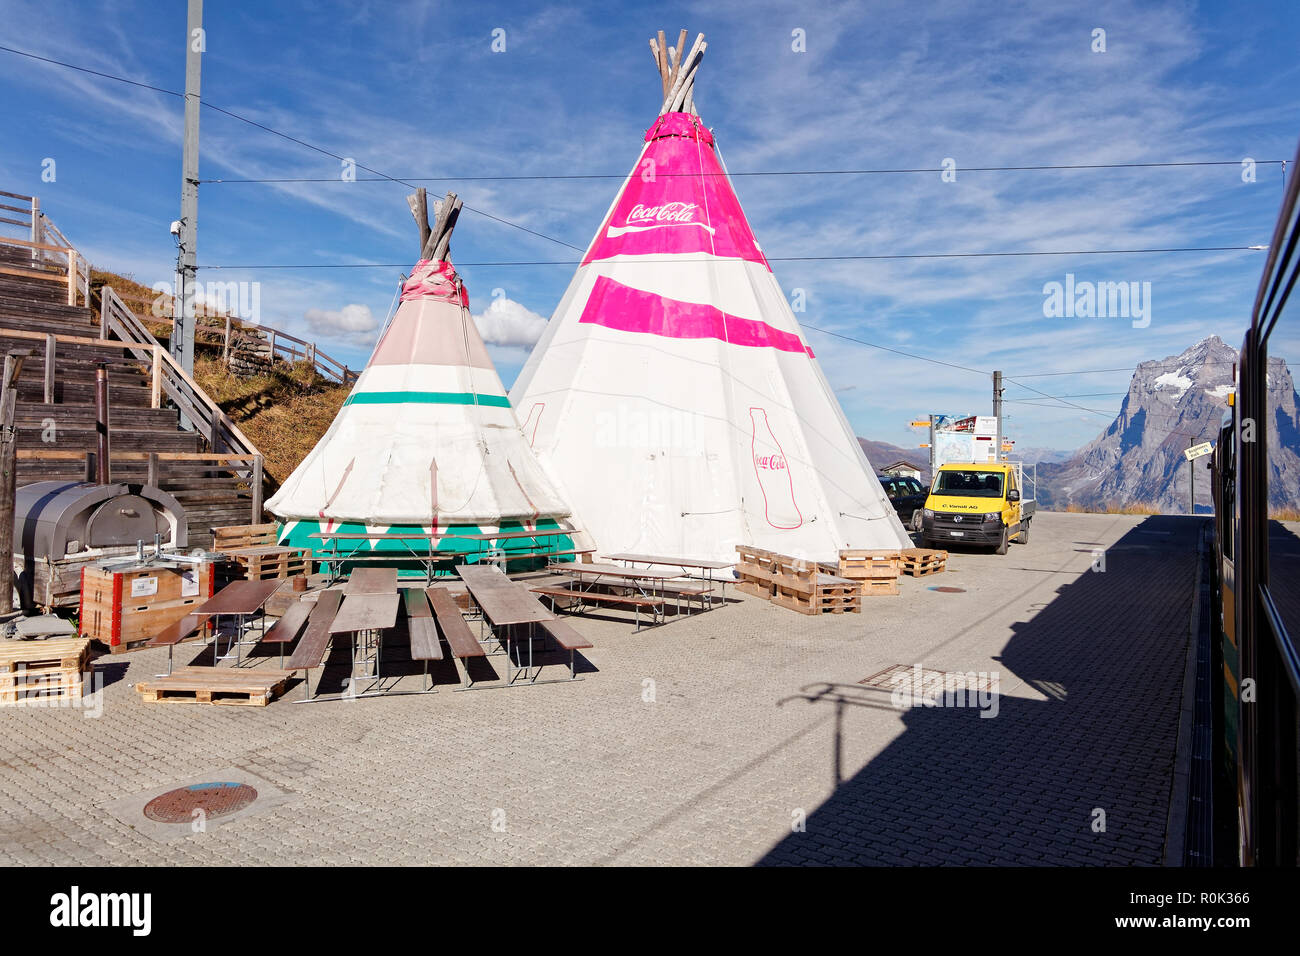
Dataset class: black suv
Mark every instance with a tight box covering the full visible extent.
[878,474,927,530]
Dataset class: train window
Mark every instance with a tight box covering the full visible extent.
[1262,289,1300,642]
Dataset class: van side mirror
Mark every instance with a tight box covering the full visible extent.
[1007,489,1020,502]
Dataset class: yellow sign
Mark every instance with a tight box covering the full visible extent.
[918,443,931,448]
[909,420,930,428]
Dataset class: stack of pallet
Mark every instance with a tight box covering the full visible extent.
[213,523,311,580]
[735,546,861,615]
[837,549,902,596]
[735,544,778,599]
[900,547,947,577]
[0,636,92,705]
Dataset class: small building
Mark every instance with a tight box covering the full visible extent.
[880,459,925,481]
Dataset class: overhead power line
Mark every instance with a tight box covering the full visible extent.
[0,43,583,252]
[197,158,1288,185]
[204,245,1263,269]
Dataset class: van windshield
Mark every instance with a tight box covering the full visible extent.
[932,470,1004,497]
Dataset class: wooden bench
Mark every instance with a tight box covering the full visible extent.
[530,585,667,630]
[495,548,595,564]
[538,617,592,680]
[146,613,205,675]
[285,590,343,698]
[403,587,443,691]
[427,586,484,687]
[655,581,713,614]
[260,600,312,668]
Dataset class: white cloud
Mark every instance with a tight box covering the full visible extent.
[302,303,380,345]
[472,296,548,347]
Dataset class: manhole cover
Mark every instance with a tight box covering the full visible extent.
[858,663,997,693]
[143,782,258,823]
[928,586,965,593]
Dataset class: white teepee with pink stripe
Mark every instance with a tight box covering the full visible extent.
[510,31,910,562]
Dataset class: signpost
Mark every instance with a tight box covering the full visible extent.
[1184,440,1214,514]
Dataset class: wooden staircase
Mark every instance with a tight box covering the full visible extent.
[0,241,264,551]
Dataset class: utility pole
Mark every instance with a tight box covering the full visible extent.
[1189,436,1195,515]
[992,370,1004,463]
[172,0,203,429]
[0,351,30,615]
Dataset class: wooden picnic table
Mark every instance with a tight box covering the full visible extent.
[310,528,580,581]
[308,532,452,585]
[604,553,734,570]
[457,564,556,625]
[603,553,735,605]
[192,579,282,666]
[345,568,398,595]
[456,564,557,685]
[312,591,399,699]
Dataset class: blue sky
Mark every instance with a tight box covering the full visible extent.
[1,0,1297,453]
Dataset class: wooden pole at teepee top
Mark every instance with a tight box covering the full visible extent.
[432,197,462,262]
[661,33,705,114]
[407,187,431,257]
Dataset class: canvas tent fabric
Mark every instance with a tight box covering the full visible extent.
[509,33,910,563]
[266,195,572,557]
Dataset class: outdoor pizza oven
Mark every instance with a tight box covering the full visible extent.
[14,480,188,561]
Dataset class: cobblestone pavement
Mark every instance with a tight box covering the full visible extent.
[0,512,1200,865]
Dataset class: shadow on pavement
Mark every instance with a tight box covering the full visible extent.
[757,515,1206,866]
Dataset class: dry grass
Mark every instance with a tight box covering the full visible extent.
[239,382,350,484]
[1060,501,1165,515]
[193,356,349,484]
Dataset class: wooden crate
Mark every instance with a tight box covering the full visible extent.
[135,666,293,707]
[899,548,948,577]
[79,561,215,653]
[0,637,91,705]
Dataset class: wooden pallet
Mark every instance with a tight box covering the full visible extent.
[735,545,779,599]
[900,548,948,577]
[0,637,92,705]
[772,579,862,615]
[212,523,278,551]
[837,549,902,595]
[134,666,293,707]
[859,578,900,597]
[737,546,861,615]
[226,546,311,581]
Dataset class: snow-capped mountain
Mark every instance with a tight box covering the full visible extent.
[1038,335,1300,514]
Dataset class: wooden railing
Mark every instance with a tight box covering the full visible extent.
[98,285,263,461]
[0,191,90,306]
[108,296,358,386]
[221,318,357,385]
[15,450,263,522]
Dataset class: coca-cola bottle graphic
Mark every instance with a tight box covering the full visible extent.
[750,407,802,529]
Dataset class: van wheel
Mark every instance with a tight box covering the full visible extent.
[995,526,1009,555]
[1017,521,1030,544]
[911,511,924,532]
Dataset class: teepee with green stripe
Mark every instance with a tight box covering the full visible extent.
[266,190,572,538]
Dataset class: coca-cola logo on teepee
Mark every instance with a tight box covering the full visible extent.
[608,201,715,238]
